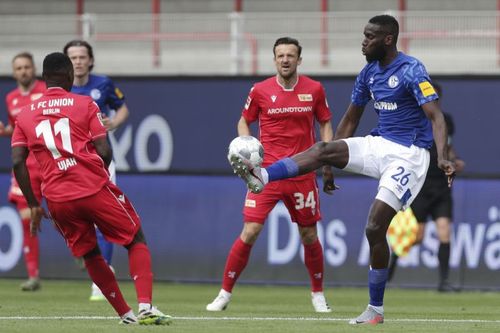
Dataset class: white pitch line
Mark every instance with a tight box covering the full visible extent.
[0,316,499,324]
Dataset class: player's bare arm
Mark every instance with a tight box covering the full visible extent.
[334,103,365,140]
[237,116,251,136]
[12,146,44,235]
[93,136,113,167]
[422,101,456,185]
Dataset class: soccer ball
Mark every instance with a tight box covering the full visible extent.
[228,135,264,167]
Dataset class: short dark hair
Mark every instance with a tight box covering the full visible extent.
[369,15,399,44]
[12,52,34,65]
[43,52,73,78]
[63,39,94,71]
[273,37,302,57]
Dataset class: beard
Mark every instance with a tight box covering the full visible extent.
[365,47,386,63]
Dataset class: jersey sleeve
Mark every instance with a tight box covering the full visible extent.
[314,84,332,122]
[351,66,371,106]
[403,61,439,106]
[104,78,126,110]
[11,119,27,147]
[88,100,108,140]
[241,85,260,123]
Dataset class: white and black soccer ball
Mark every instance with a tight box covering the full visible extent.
[228,135,264,167]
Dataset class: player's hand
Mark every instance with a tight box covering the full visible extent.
[0,121,5,135]
[322,165,339,195]
[100,114,115,131]
[438,159,456,188]
[29,206,47,236]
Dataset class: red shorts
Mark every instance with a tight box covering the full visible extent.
[243,177,321,226]
[47,183,141,257]
[8,173,43,210]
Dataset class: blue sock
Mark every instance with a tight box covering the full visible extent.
[265,158,299,181]
[368,268,388,307]
[96,228,113,265]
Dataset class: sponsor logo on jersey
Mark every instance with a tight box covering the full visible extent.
[245,199,256,207]
[298,94,313,101]
[12,98,18,106]
[373,101,398,111]
[388,75,399,88]
[30,93,43,101]
[369,77,374,85]
[90,88,101,101]
[418,81,436,97]
[267,106,313,114]
[271,95,277,102]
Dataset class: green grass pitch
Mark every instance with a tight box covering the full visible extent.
[0,279,498,332]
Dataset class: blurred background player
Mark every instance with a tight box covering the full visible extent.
[63,39,130,300]
[388,83,465,292]
[0,52,45,291]
[227,16,455,325]
[12,52,170,325]
[206,37,334,313]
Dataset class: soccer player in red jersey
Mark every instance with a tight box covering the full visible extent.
[11,52,171,325]
[0,52,45,291]
[207,37,335,312]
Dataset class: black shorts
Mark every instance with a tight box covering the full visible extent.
[411,178,452,223]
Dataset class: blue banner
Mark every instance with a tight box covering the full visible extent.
[1,173,499,289]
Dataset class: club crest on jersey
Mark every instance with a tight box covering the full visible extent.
[271,95,277,102]
[298,94,313,102]
[388,75,399,88]
[90,88,101,101]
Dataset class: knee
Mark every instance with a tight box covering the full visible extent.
[365,222,386,245]
[299,226,318,245]
[240,223,263,244]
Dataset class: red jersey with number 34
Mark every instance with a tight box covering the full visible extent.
[242,75,331,180]
[12,87,109,202]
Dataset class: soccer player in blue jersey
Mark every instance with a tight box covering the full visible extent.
[228,15,455,325]
[63,40,130,301]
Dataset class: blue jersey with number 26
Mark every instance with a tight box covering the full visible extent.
[71,74,125,116]
[351,52,438,149]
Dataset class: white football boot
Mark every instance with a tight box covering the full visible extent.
[206,289,232,311]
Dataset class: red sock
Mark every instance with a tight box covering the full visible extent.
[221,237,253,293]
[22,218,39,278]
[304,239,324,292]
[85,254,130,316]
[128,242,153,304]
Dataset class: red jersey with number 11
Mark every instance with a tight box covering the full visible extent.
[12,87,109,202]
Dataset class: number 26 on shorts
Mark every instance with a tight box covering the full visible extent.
[391,166,411,186]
